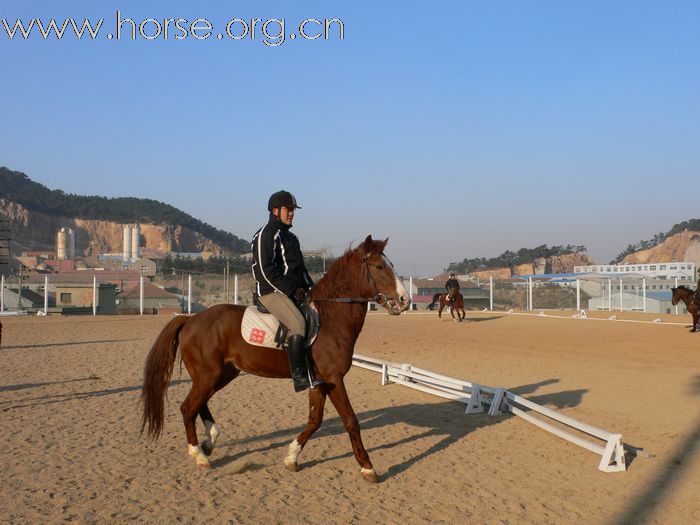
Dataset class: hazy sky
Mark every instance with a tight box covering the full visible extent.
[1,1,698,276]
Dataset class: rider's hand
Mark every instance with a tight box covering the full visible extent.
[293,288,307,304]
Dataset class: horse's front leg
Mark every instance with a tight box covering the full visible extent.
[284,386,327,471]
[327,378,378,483]
[692,312,699,332]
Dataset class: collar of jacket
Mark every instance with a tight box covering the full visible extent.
[268,212,291,231]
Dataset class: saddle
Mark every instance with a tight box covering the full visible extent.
[241,300,320,350]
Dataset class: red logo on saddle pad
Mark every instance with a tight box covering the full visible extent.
[249,328,267,344]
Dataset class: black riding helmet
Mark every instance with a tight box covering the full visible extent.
[268,190,301,211]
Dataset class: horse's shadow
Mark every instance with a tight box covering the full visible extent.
[215,379,586,480]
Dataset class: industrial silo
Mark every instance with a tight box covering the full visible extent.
[67,228,75,259]
[56,228,67,260]
[131,224,140,260]
[123,224,132,261]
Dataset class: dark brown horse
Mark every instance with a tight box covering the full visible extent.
[427,290,466,322]
[671,285,699,332]
[141,236,410,482]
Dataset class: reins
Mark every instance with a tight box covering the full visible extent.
[309,253,396,306]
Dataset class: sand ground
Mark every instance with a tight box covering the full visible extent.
[1,310,699,524]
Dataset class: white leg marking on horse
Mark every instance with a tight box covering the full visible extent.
[361,467,377,476]
[204,420,220,446]
[284,439,302,468]
[188,444,211,467]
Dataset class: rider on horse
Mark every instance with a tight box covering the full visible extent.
[445,272,460,304]
[251,190,323,392]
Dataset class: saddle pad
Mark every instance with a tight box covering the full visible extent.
[241,307,285,349]
[241,305,319,350]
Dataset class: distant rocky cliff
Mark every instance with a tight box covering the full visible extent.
[0,198,226,256]
[469,252,596,280]
[622,230,700,268]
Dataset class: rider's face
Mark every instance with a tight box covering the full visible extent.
[274,206,295,226]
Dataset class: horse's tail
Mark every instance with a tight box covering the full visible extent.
[427,293,441,310]
[141,315,189,440]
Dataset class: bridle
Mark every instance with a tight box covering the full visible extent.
[311,253,396,306]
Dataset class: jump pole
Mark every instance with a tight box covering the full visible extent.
[674,277,677,314]
[139,275,144,315]
[489,276,493,311]
[93,275,97,316]
[187,274,192,314]
[576,279,580,311]
[645,278,648,313]
[619,278,623,312]
[44,275,49,315]
[0,274,4,312]
[234,274,239,305]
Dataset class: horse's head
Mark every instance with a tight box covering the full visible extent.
[671,287,680,305]
[358,235,411,315]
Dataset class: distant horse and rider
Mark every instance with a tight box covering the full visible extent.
[671,284,700,332]
[141,236,411,483]
[426,272,466,322]
[427,289,466,322]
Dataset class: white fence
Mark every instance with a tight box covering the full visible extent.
[352,353,628,473]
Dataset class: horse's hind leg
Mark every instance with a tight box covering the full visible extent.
[199,365,239,456]
[438,303,444,319]
[285,386,327,472]
[327,379,378,483]
[180,382,218,469]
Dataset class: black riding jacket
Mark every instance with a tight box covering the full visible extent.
[251,213,314,297]
[445,278,460,292]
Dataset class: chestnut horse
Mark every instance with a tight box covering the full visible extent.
[141,236,410,482]
[671,286,699,332]
[427,290,466,322]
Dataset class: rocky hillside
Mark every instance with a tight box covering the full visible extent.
[0,167,248,256]
[622,229,700,267]
[469,252,595,280]
[1,198,229,256]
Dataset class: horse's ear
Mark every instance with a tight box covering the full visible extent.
[363,235,373,253]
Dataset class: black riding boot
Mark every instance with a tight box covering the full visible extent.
[286,334,323,393]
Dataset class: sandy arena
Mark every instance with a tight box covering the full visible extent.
[1,310,699,524]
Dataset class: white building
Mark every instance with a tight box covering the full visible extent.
[574,261,696,280]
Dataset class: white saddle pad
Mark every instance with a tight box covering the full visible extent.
[240,305,319,350]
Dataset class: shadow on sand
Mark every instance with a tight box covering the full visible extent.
[1,378,191,411]
[613,375,700,524]
[214,378,587,481]
[0,338,144,350]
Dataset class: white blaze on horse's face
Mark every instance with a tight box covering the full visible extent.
[382,255,411,314]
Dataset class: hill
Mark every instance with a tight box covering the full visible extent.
[0,167,248,255]
[446,244,594,278]
[611,219,700,265]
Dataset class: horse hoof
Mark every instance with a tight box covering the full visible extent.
[197,462,213,471]
[201,442,213,456]
[284,461,299,472]
[361,468,379,483]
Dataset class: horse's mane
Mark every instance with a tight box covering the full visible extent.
[676,285,694,293]
[309,245,361,301]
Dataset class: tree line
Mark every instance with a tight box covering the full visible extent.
[445,244,587,274]
[0,167,249,252]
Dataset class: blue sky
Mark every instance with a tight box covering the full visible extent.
[1,1,698,276]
